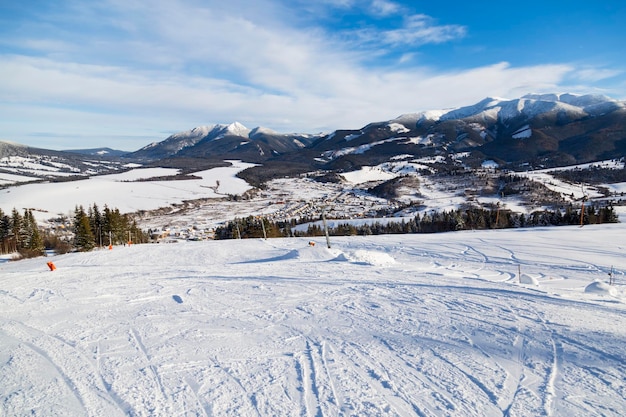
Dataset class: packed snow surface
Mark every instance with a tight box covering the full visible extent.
[2,224,626,416]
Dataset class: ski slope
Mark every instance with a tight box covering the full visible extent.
[1,224,625,416]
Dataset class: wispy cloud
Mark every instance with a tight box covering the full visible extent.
[572,67,622,83]
[369,0,401,16]
[0,54,577,139]
[380,14,467,46]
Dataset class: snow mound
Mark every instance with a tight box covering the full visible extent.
[520,273,540,286]
[584,280,617,296]
[237,247,337,263]
[238,244,396,265]
[344,250,396,266]
[294,246,342,262]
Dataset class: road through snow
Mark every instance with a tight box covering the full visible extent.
[1,224,625,416]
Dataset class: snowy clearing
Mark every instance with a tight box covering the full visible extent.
[1,224,625,416]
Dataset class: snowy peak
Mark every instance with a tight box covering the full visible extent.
[170,125,216,140]
[522,92,613,107]
[226,121,251,137]
[440,96,552,122]
[392,110,447,126]
[206,122,251,141]
[521,93,625,116]
[423,93,625,124]
[249,126,278,139]
[438,96,506,121]
[137,125,214,153]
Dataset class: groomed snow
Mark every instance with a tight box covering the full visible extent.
[1,224,625,416]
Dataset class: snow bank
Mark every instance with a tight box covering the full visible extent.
[584,280,618,296]
[520,273,540,285]
[285,246,395,266]
[343,250,396,266]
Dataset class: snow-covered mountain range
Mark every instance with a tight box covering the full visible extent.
[310,93,626,172]
[6,92,623,172]
[121,92,626,176]
[431,93,623,122]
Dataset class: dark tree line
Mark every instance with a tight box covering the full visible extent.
[214,216,296,240]
[0,203,148,256]
[72,204,148,252]
[549,162,626,185]
[0,208,44,257]
[215,204,619,240]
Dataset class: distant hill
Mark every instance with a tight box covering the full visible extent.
[64,147,129,157]
[0,140,132,183]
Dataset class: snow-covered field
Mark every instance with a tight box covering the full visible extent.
[2,224,625,416]
[0,161,255,222]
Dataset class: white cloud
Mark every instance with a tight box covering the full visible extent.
[572,67,622,82]
[370,0,401,16]
[0,0,623,151]
[343,12,466,50]
[382,14,467,46]
[0,53,582,149]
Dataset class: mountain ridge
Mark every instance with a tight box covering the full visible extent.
[2,92,625,177]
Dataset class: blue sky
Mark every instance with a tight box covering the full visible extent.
[1,0,624,150]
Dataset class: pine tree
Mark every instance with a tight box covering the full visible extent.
[25,210,44,255]
[11,208,22,249]
[0,209,14,254]
[74,206,95,251]
[89,203,104,247]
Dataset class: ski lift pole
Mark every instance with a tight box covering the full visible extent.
[321,208,331,249]
[579,200,585,227]
[260,216,267,240]
[235,219,242,239]
[579,184,587,227]
[495,202,500,228]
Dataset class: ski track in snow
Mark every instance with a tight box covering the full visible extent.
[1,225,626,416]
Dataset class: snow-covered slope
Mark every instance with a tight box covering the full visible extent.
[1,225,625,416]
[434,93,620,123]
[0,141,132,182]
[133,125,215,158]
